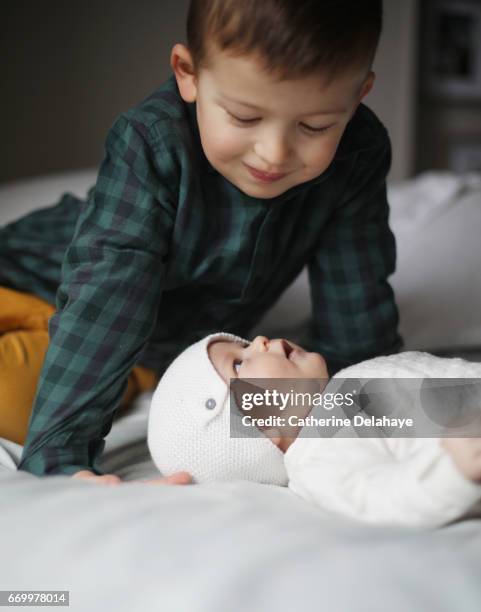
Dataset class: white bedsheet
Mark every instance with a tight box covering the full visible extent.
[2,392,481,612]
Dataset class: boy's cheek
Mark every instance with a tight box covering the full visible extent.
[328,128,347,153]
[203,126,245,163]
[199,113,242,155]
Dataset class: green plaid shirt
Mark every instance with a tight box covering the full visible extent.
[1,74,401,477]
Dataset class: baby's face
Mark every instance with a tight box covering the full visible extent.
[172,43,374,200]
[208,335,328,453]
[208,335,328,383]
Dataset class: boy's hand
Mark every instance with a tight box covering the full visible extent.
[140,471,193,485]
[71,470,192,485]
[72,470,122,485]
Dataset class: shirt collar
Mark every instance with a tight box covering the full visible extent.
[334,103,380,160]
[186,100,218,176]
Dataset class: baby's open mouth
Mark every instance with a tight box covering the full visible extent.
[281,339,294,359]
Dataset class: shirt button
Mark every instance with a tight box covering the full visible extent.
[205,398,216,410]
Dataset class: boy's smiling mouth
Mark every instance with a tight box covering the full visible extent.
[243,163,288,182]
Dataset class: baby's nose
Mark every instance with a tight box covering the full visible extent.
[269,338,291,357]
[252,335,270,351]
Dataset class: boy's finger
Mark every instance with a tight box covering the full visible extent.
[72,470,122,485]
[143,471,193,485]
[166,471,193,484]
[97,475,122,485]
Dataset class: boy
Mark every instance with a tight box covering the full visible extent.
[148,332,481,528]
[1,0,401,481]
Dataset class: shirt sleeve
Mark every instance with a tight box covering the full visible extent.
[285,436,481,528]
[300,133,403,375]
[17,115,177,477]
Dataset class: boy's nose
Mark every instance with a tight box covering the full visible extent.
[255,135,291,169]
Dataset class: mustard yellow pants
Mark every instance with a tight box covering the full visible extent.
[0,286,159,445]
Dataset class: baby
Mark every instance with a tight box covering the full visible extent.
[148,332,481,528]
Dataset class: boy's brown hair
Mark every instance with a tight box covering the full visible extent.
[186,0,383,82]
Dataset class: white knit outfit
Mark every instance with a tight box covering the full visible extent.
[147,332,287,486]
[285,352,481,527]
[148,334,481,527]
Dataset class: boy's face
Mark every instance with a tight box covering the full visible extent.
[171,43,374,199]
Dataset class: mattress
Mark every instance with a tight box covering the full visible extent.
[1,393,481,612]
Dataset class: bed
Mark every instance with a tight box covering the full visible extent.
[1,169,481,611]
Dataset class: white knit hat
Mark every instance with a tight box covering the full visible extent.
[147,332,288,485]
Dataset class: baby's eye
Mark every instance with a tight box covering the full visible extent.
[233,360,243,374]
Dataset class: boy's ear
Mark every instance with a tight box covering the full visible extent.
[170,43,198,103]
[359,70,376,100]
[349,70,376,119]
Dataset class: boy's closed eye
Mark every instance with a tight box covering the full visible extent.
[226,111,335,134]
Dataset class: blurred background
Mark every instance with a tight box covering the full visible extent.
[2,0,481,185]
